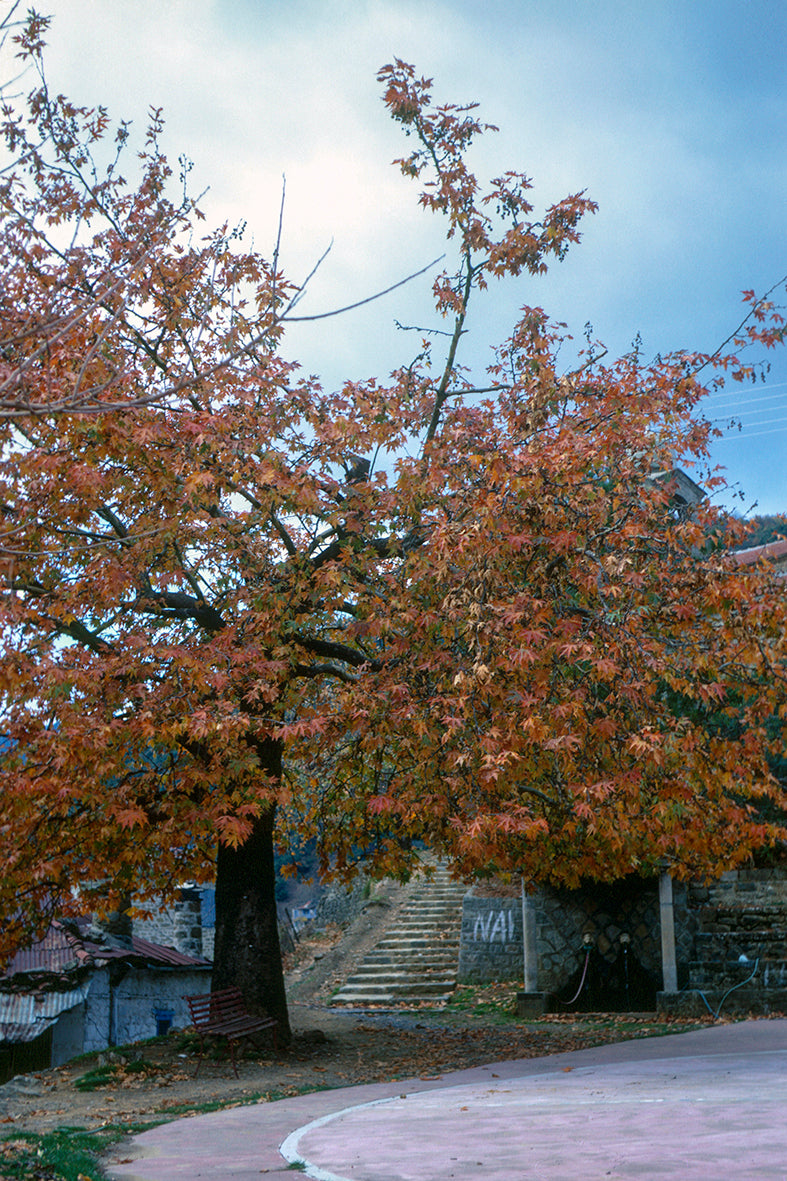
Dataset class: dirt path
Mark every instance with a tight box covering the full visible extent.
[0,1002,707,1137]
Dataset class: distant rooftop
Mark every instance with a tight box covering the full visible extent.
[730,538,787,568]
[2,918,210,982]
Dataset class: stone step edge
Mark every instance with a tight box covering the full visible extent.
[336,971,458,983]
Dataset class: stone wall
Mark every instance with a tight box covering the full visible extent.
[659,867,787,1016]
[314,876,371,927]
[83,965,210,1054]
[133,887,205,958]
[537,878,682,991]
[459,868,787,1011]
[457,893,522,983]
[704,867,787,907]
[457,877,695,1006]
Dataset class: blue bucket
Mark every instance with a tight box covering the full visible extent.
[153,1008,175,1036]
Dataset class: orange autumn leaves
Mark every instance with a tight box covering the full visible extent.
[1,42,786,974]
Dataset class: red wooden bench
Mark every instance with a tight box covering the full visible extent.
[184,987,278,1077]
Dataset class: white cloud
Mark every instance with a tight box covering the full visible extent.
[6,0,787,508]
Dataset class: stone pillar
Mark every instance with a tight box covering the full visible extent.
[172,886,204,958]
[659,871,678,993]
[522,881,539,992]
[517,880,548,1017]
[100,893,133,949]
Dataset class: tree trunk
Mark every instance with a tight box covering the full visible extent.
[212,742,291,1045]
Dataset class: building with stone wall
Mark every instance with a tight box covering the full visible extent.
[458,868,787,1016]
[133,886,211,959]
[458,877,680,1010]
[0,920,211,1081]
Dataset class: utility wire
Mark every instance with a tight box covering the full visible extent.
[706,379,787,400]
[707,391,787,414]
[710,410,787,427]
[715,420,787,442]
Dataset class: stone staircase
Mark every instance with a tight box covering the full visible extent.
[679,871,787,1015]
[330,864,467,1007]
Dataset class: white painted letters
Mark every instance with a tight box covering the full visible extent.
[472,908,515,943]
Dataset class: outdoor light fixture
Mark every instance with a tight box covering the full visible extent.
[619,932,631,947]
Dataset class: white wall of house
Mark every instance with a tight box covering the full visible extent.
[83,965,210,1054]
[50,1003,87,1067]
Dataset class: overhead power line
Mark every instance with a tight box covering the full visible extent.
[706,379,787,401]
[707,393,787,416]
[714,419,787,442]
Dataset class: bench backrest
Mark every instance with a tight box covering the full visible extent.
[185,986,248,1028]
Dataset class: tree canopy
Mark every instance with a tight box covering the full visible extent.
[2,20,787,1032]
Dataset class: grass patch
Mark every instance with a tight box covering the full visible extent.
[156,1080,334,1119]
[75,1058,159,1092]
[65,1033,174,1070]
[0,1124,130,1181]
[445,981,521,1020]
[1,1079,337,1180]
[444,982,712,1037]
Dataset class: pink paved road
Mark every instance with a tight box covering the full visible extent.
[104,1019,787,1180]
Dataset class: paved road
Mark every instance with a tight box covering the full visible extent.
[105,1019,787,1180]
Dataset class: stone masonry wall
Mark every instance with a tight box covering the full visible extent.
[659,867,787,1016]
[133,887,205,958]
[314,876,371,927]
[704,867,787,907]
[83,965,210,1054]
[457,894,522,982]
[457,877,695,996]
[536,879,691,994]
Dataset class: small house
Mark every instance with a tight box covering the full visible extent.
[0,918,210,1082]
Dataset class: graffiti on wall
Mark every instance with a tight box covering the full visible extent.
[472,909,516,943]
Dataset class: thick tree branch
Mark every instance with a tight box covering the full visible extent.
[292,633,379,670]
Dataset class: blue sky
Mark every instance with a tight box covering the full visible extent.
[6,0,787,513]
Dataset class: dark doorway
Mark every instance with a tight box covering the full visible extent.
[554,946,658,1012]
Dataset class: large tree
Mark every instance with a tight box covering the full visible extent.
[2,27,787,1039]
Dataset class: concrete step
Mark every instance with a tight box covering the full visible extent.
[383,913,462,922]
[378,922,461,931]
[336,964,456,978]
[406,896,466,903]
[377,925,461,936]
[343,971,457,987]
[353,948,459,961]
[332,979,457,999]
[341,952,460,977]
[338,974,457,990]
[395,910,464,920]
[372,938,460,951]
[372,938,460,950]
[330,861,466,1008]
[360,953,458,966]
[331,993,455,1006]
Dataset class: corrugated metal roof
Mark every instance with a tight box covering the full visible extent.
[128,934,209,967]
[82,934,209,968]
[3,924,87,978]
[0,983,91,1044]
[2,922,210,982]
